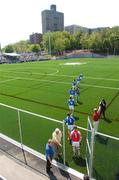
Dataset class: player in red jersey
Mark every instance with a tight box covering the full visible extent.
[92,108,101,133]
[71,125,82,158]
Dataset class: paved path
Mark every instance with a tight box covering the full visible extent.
[0,152,49,180]
[0,137,84,180]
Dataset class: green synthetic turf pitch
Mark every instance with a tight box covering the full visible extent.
[0,58,119,178]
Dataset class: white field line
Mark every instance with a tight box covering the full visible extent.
[80,83,119,90]
[50,75,119,82]
[0,68,59,76]
[0,69,119,82]
[1,75,119,90]
[48,69,59,75]
[0,103,119,141]
[0,103,62,124]
[0,77,19,84]
[85,76,119,82]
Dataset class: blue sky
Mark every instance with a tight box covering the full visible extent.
[0,0,119,47]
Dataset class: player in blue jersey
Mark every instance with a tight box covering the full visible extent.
[68,87,75,98]
[79,73,83,80]
[75,87,80,104]
[77,74,83,85]
[72,79,77,90]
[77,76,81,85]
[68,96,74,115]
[64,113,75,144]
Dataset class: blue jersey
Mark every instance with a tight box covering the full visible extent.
[79,74,83,80]
[69,89,74,95]
[77,76,82,82]
[65,116,75,125]
[45,143,54,160]
[72,80,76,86]
[75,88,80,95]
[68,98,74,106]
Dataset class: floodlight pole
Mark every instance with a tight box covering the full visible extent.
[48,31,51,55]
[107,48,109,56]
[0,43,1,52]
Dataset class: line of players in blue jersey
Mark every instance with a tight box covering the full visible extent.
[68,73,83,114]
[64,73,83,143]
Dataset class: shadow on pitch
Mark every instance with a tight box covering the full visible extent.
[78,101,83,105]
[93,168,104,180]
[103,117,112,124]
[73,156,86,167]
[115,170,119,180]
[95,135,109,145]
[73,116,79,121]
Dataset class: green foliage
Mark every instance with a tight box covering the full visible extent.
[4,45,14,53]
[43,31,72,54]
[42,27,119,55]
[13,40,31,53]
[30,44,41,53]
[2,26,119,54]
[88,32,103,50]
[80,33,90,49]
[74,31,82,49]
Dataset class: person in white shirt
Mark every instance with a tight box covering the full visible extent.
[52,128,62,159]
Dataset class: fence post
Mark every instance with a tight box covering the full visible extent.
[63,120,66,165]
[89,128,95,179]
[17,109,27,165]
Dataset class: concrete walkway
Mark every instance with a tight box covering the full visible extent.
[0,152,49,180]
[0,137,84,180]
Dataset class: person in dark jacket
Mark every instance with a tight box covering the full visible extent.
[99,99,106,119]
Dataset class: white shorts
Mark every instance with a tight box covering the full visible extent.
[72,85,76,89]
[67,125,74,131]
[69,105,74,110]
[93,120,99,132]
[72,141,80,147]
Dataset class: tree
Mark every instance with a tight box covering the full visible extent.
[3,26,119,55]
[54,38,65,54]
[4,45,14,53]
[80,33,90,49]
[88,32,102,50]
[62,31,71,51]
[13,40,31,53]
[109,27,119,55]
[42,31,69,55]
[42,32,54,54]
[30,44,41,53]
[74,31,82,49]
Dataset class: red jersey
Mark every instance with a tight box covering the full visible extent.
[71,130,81,142]
[93,111,100,121]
